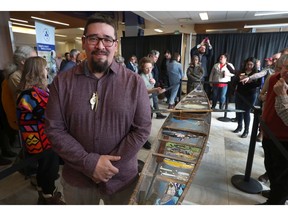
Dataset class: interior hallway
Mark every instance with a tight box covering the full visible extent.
[0,101,268,205]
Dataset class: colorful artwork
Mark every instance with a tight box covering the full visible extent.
[163,117,208,134]
[162,129,198,141]
[164,142,201,162]
[155,182,186,205]
[156,158,194,182]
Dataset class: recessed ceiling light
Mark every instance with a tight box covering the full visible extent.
[11,22,35,28]
[55,34,67,38]
[12,26,36,35]
[154,28,163,33]
[31,16,70,26]
[199,13,209,21]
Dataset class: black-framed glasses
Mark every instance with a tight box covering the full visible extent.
[83,34,117,47]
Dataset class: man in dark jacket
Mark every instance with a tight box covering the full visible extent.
[190,37,213,98]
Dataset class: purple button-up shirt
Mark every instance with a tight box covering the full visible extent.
[45,60,151,195]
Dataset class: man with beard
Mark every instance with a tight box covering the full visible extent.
[45,14,151,205]
[190,37,213,99]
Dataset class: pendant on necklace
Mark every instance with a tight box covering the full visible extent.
[90,92,98,111]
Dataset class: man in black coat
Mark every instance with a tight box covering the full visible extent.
[190,38,213,99]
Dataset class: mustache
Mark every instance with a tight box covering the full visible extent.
[91,50,109,56]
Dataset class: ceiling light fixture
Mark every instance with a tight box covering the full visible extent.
[154,28,163,33]
[12,22,35,28]
[206,28,237,33]
[31,16,70,26]
[55,34,67,38]
[244,23,288,28]
[254,11,288,16]
[10,18,28,23]
[56,41,66,44]
[199,12,208,21]
[178,18,193,23]
[12,26,36,35]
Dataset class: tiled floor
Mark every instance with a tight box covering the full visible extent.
[0,100,269,205]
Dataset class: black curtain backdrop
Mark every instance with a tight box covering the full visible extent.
[121,34,182,68]
[196,32,288,73]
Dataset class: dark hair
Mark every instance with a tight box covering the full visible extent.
[164,50,171,54]
[240,56,258,73]
[217,53,229,62]
[170,52,180,62]
[83,13,117,39]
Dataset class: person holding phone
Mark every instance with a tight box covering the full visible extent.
[190,37,213,99]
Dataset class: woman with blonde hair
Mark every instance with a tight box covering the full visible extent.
[16,56,65,204]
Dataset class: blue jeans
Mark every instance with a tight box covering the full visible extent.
[212,85,228,108]
[169,83,180,105]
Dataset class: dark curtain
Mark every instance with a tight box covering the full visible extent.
[196,32,288,72]
[121,34,182,68]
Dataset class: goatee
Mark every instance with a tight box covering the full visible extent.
[92,59,109,73]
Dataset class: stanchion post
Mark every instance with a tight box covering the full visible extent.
[217,82,231,122]
[231,106,263,194]
[243,107,261,181]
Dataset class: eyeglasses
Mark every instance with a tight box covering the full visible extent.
[144,66,153,70]
[84,34,117,47]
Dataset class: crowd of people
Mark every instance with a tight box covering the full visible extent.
[1,12,288,205]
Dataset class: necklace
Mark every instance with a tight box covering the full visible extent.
[90,92,98,112]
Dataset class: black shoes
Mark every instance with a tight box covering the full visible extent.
[143,141,151,150]
[261,190,270,199]
[156,113,167,119]
[233,127,242,133]
[38,191,66,205]
[241,131,248,138]
[233,127,248,137]
[256,131,263,142]
[258,172,269,183]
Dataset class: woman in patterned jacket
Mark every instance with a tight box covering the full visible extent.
[16,56,65,205]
